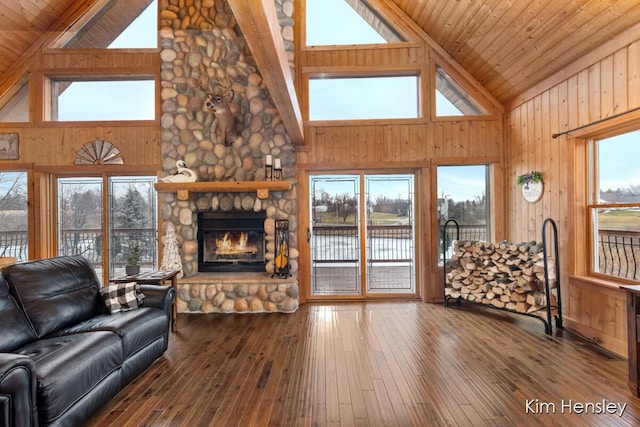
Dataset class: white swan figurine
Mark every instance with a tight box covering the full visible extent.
[160,160,197,183]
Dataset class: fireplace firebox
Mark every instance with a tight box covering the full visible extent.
[197,211,266,272]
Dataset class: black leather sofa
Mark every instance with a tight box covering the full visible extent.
[0,255,175,427]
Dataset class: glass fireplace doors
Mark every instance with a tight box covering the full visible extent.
[197,211,266,272]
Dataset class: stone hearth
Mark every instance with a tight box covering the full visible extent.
[159,0,298,313]
[176,273,298,314]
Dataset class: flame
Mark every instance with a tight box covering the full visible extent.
[215,232,248,254]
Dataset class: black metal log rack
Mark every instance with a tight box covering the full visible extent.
[442,218,563,335]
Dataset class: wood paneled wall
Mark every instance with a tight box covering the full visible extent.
[505,35,640,355]
[299,121,503,165]
[8,125,160,166]
[295,2,505,303]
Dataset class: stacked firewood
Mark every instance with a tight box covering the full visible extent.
[445,240,557,316]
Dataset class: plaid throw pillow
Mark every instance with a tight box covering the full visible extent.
[100,282,145,314]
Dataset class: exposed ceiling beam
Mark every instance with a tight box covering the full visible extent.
[227,0,304,146]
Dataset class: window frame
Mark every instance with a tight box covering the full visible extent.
[305,69,424,124]
[434,163,492,267]
[564,112,640,288]
[431,62,496,121]
[43,73,158,124]
[434,65,488,117]
[586,132,640,283]
[302,0,417,49]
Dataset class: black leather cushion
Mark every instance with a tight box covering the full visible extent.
[0,275,36,352]
[4,256,102,338]
[52,307,168,359]
[16,331,122,425]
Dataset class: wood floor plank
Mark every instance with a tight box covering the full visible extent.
[372,377,399,426]
[87,301,640,426]
[343,349,369,420]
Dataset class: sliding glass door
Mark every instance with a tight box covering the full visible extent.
[309,173,416,297]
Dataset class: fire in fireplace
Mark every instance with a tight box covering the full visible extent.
[197,211,266,272]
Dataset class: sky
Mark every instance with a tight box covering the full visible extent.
[598,130,640,193]
[306,0,386,46]
[108,0,158,49]
[437,166,487,202]
[309,76,419,120]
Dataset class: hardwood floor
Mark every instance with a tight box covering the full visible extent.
[88,301,640,426]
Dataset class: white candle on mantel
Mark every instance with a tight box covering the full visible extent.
[266,154,273,166]
[274,158,281,169]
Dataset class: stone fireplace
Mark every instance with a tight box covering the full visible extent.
[158,0,298,314]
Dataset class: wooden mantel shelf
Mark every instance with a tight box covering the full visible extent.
[154,180,291,200]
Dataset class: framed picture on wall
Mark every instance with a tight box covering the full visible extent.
[0,133,18,160]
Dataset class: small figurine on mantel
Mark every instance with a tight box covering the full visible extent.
[159,159,197,183]
[160,222,183,279]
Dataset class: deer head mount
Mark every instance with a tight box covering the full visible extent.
[202,78,237,146]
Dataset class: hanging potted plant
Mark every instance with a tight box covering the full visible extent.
[517,171,544,203]
[125,244,142,276]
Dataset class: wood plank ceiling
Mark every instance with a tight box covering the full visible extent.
[0,0,639,107]
[390,0,640,105]
[0,0,78,77]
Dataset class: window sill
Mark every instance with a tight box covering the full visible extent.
[569,275,632,290]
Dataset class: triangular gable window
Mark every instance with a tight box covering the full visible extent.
[53,0,157,49]
[0,77,29,123]
[435,65,488,117]
[306,0,405,46]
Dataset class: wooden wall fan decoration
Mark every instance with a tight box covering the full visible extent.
[74,139,124,165]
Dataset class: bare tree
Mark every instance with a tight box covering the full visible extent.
[0,172,27,231]
[334,193,357,223]
[60,184,101,230]
[59,183,101,258]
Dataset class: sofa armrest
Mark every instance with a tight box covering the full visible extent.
[0,354,38,427]
[139,284,175,316]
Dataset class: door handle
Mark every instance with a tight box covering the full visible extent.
[307,227,311,242]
